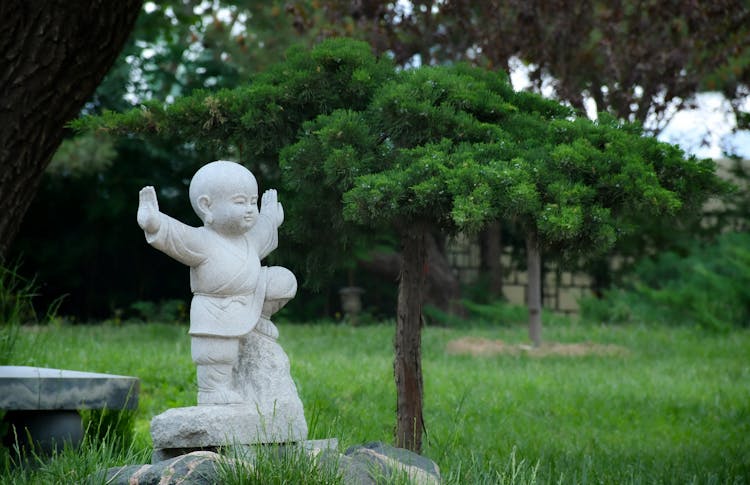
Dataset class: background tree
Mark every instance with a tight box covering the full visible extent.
[0,0,143,257]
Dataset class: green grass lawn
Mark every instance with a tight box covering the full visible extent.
[3,319,749,484]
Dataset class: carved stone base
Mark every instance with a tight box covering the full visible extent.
[150,402,307,460]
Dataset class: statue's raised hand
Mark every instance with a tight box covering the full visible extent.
[137,186,161,234]
[260,189,284,226]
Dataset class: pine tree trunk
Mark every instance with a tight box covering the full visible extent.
[526,230,543,347]
[395,222,427,452]
[0,1,142,257]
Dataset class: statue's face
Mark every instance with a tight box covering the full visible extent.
[189,161,260,232]
[208,185,259,236]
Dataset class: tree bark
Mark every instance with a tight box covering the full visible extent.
[526,230,543,347]
[0,0,143,258]
[394,222,428,452]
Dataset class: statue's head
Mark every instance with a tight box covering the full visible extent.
[189,161,259,235]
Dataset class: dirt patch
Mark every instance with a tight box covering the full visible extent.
[445,337,628,357]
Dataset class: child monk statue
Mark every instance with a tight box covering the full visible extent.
[137,160,297,406]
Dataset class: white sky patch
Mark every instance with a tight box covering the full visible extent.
[508,56,531,91]
[508,57,555,97]
[722,130,750,158]
[658,92,749,159]
[214,6,235,24]
[395,0,413,16]
[583,97,598,120]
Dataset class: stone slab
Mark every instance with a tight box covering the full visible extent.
[0,366,139,411]
[150,402,307,451]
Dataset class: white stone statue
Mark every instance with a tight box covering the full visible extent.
[138,161,307,458]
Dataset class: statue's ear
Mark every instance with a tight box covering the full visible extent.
[197,195,213,224]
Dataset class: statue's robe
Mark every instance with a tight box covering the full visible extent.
[145,213,277,337]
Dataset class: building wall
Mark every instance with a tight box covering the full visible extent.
[445,233,593,314]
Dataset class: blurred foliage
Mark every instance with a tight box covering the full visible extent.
[128,299,188,324]
[581,231,750,329]
[46,132,117,178]
[0,263,61,364]
[0,264,38,327]
[425,299,528,327]
[89,0,324,109]
[11,137,206,320]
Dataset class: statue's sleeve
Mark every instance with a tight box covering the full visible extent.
[144,213,207,267]
[249,214,278,260]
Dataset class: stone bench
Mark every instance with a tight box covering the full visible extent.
[0,366,139,452]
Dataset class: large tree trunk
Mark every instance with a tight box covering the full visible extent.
[526,230,543,347]
[394,222,428,452]
[0,1,143,257]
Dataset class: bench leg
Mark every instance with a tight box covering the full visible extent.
[2,410,83,454]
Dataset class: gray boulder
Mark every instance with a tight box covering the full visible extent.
[100,451,222,485]
[338,442,441,485]
[98,441,441,484]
